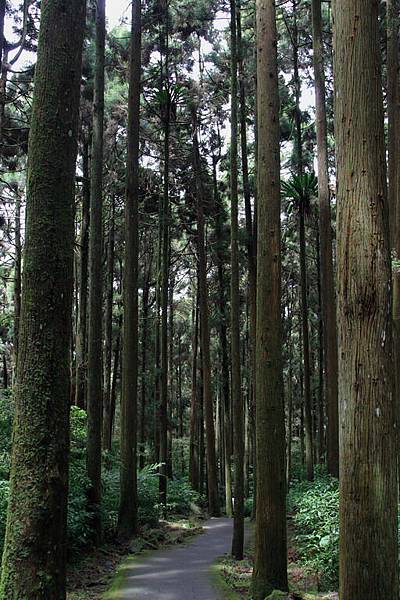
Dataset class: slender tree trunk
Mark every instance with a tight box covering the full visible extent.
[230,0,244,560]
[213,157,233,516]
[139,259,152,469]
[87,0,106,544]
[118,0,141,538]
[159,1,170,505]
[0,0,6,69]
[387,0,400,482]
[13,194,21,372]
[252,1,288,595]
[299,207,314,481]
[110,315,122,443]
[103,199,115,451]
[311,0,338,476]
[192,109,220,517]
[2,353,7,390]
[189,289,200,490]
[0,1,85,596]
[388,0,400,246]
[237,2,257,500]
[334,2,399,598]
[75,136,90,410]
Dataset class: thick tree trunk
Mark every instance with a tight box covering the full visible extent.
[0,1,85,596]
[311,0,338,476]
[192,110,220,517]
[334,2,399,598]
[117,0,141,538]
[252,1,288,596]
[230,0,244,560]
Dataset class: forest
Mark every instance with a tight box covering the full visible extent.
[0,0,396,599]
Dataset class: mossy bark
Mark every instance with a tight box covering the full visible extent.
[0,0,85,597]
[334,1,399,598]
[252,0,288,596]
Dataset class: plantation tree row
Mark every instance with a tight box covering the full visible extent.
[0,0,396,598]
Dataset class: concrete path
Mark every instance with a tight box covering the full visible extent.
[114,517,241,599]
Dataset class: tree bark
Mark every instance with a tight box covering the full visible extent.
[252,1,288,596]
[192,109,220,517]
[117,0,141,538]
[0,0,85,596]
[334,2,399,597]
[159,0,170,505]
[189,288,200,490]
[75,136,90,410]
[311,0,338,476]
[213,157,232,517]
[13,193,21,372]
[102,199,115,451]
[230,0,244,560]
[87,0,106,544]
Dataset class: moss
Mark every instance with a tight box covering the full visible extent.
[210,563,242,600]
[265,591,289,600]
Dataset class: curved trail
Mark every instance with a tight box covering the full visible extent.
[113,517,245,599]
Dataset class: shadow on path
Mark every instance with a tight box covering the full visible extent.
[113,517,241,600]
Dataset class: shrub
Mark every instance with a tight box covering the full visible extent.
[68,407,93,551]
[288,476,339,589]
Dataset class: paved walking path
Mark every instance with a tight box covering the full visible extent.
[113,517,245,599]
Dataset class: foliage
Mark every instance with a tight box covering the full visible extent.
[281,172,318,216]
[67,407,93,552]
[0,391,14,479]
[288,476,339,590]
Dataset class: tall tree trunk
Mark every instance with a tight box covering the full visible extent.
[192,109,220,517]
[13,194,21,372]
[159,0,170,505]
[110,314,122,443]
[139,257,152,469]
[189,288,200,490]
[75,136,90,409]
[102,199,115,451]
[87,0,106,544]
[213,157,233,517]
[117,0,141,538]
[230,0,244,560]
[387,0,400,483]
[252,0,288,596]
[388,0,400,246]
[299,206,314,481]
[334,2,399,598]
[0,1,85,596]
[237,1,257,501]
[311,0,338,476]
[0,0,6,69]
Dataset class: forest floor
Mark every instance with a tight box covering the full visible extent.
[103,517,248,600]
[66,517,204,600]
